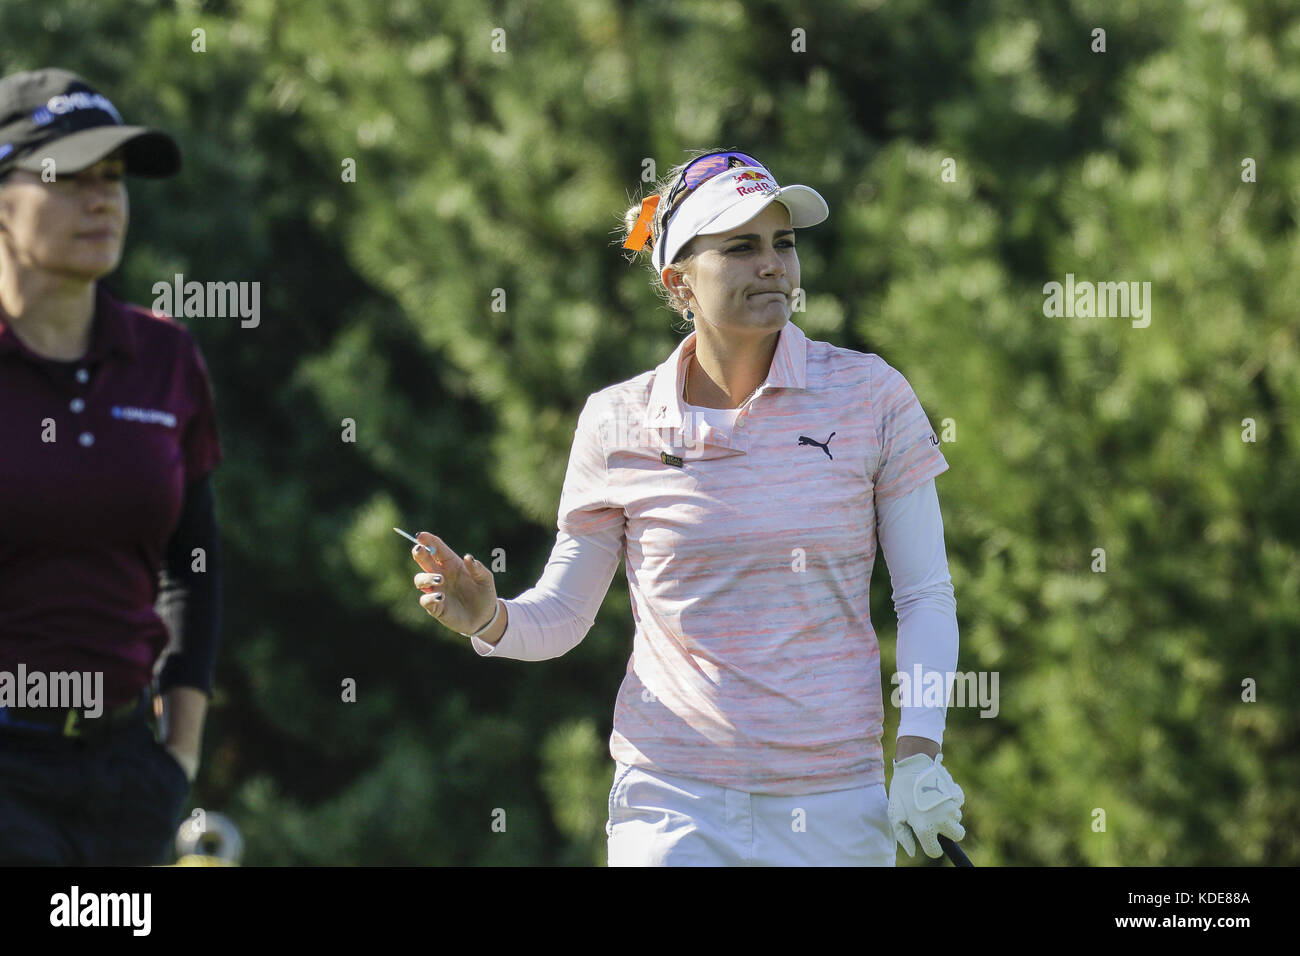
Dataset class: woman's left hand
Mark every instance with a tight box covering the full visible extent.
[159,686,207,784]
[887,752,965,858]
[164,743,199,783]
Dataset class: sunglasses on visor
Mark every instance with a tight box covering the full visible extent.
[658,151,767,231]
[623,151,770,254]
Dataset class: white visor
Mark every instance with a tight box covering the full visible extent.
[654,164,829,272]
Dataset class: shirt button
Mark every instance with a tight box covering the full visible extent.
[78,432,94,447]
[735,419,746,428]
[75,368,90,384]
[70,398,85,413]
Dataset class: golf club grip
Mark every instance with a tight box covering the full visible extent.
[938,835,973,866]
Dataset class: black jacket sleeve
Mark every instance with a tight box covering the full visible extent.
[155,475,222,696]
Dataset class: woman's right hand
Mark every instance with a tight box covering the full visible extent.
[411,532,500,636]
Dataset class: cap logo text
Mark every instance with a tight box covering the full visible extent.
[36,91,123,126]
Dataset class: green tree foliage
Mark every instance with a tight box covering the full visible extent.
[2,0,1293,864]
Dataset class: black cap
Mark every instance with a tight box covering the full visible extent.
[0,68,179,178]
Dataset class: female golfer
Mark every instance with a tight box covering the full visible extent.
[411,149,966,866]
[0,68,222,865]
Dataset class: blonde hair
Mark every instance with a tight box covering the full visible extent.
[614,146,730,330]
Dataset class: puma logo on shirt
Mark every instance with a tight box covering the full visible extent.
[797,431,836,460]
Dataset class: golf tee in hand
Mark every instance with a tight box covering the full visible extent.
[411,532,501,639]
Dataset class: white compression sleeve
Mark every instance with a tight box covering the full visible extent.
[469,526,622,661]
[875,478,960,746]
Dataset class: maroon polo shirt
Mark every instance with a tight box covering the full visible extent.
[0,282,222,707]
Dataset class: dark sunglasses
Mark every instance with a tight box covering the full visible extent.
[657,151,767,231]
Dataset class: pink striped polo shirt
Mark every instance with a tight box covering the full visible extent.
[551,319,949,794]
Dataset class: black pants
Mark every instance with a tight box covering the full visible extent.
[0,718,191,866]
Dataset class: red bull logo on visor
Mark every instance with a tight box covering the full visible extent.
[731,169,774,196]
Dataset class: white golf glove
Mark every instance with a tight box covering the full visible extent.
[887,752,966,859]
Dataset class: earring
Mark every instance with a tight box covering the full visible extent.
[684,309,694,320]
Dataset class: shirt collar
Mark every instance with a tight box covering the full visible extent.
[643,318,808,429]
[0,282,137,364]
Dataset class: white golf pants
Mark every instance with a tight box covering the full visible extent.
[606,760,895,867]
